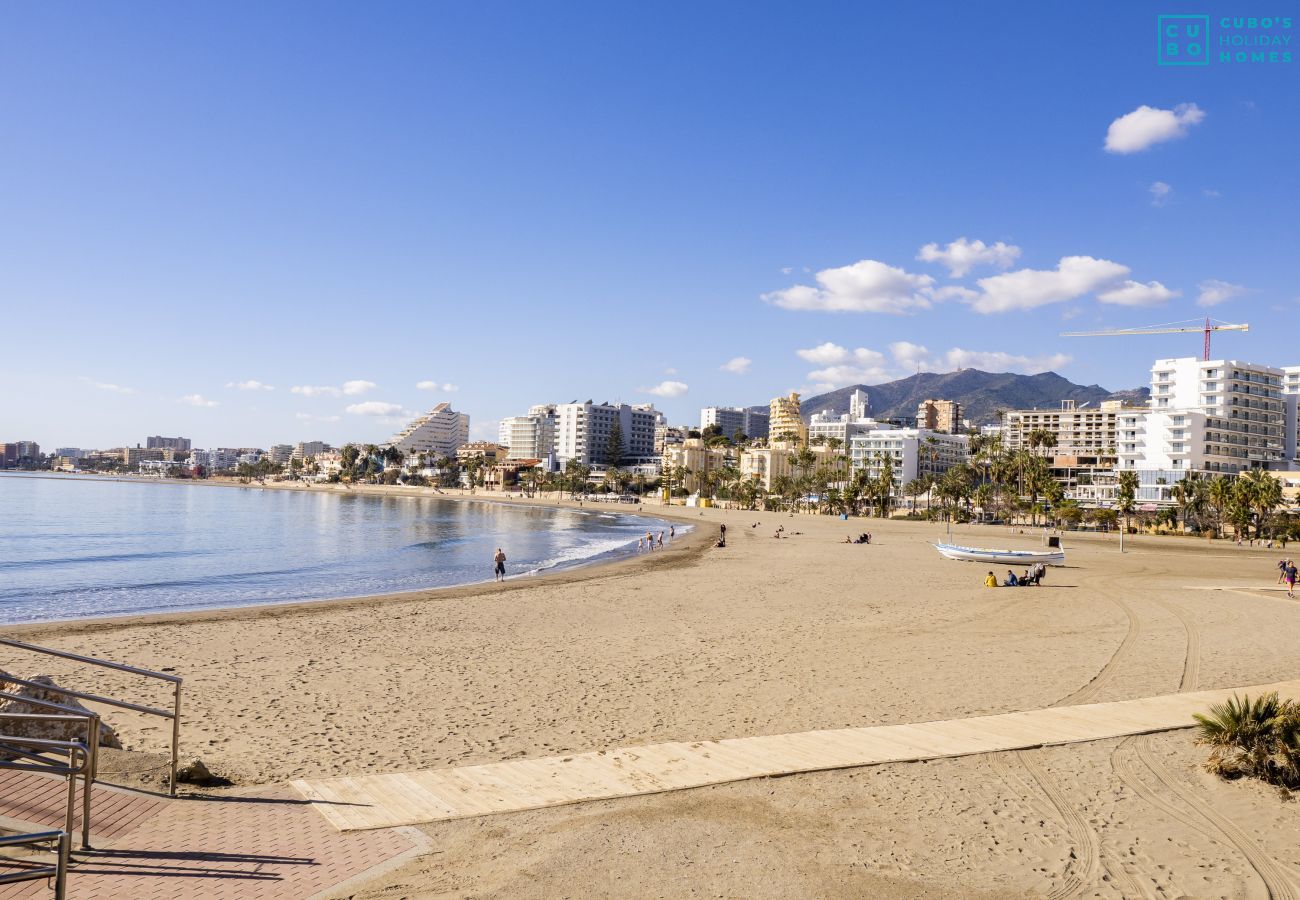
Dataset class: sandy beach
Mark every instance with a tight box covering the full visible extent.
[10,488,1300,898]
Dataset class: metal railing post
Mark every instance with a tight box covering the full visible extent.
[54,831,70,900]
[171,681,181,797]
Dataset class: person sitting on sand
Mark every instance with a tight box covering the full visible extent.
[984,571,997,588]
[1022,569,1033,586]
[1004,570,1018,587]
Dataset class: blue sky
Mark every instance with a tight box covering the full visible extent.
[1,2,1296,448]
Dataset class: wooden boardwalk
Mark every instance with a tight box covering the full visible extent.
[291,678,1300,831]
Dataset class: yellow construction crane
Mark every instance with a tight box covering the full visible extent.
[1060,317,1249,360]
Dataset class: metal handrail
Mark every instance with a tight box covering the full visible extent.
[0,830,70,899]
[0,694,99,848]
[0,738,88,842]
[0,637,182,795]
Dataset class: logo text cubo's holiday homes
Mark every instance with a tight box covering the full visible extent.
[1159,14,1292,66]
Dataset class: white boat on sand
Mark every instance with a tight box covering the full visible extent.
[932,543,1065,566]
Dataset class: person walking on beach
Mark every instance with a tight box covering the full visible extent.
[669,525,675,540]
[1286,560,1297,599]
[657,531,664,548]
[493,548,507,582]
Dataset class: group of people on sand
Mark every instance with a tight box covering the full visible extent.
[985,563,1047,588]
[843,533,872,544]
[1278,558,1298,598]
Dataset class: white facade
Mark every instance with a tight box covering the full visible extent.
[498,404,557,460]
[699,407,770,440]
[189,448,239,471]
[807,391,886,446]
[1121,358,1284,476]
[1284,366,1300,463]
[553,401,658,466]
[388,403,470,459]
[848,428,969,495]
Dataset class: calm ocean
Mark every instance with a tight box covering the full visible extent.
[0,474,679,624]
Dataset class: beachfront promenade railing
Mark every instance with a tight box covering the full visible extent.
[0,638,183,796]
[0,704,97,846]
[0,830,71,900]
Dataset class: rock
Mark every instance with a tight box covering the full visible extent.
[171,757,231,787]
[0,670,123,751]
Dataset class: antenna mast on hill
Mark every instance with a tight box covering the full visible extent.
[1060,317,1249,361]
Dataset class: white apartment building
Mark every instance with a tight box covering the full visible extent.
[189,448,239,471]
[553,401,658,466]
[699,407,770,440]
[269,444,294,464]
[807,389,887,445]
[1119,358,1284,477]
[388,403,470,459]
[848,429,970,498]
[1283,366,1300,464]
[498,404,558,461]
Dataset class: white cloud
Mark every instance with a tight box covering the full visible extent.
[889,341,932,372]
[226,380,274,391]
[1097,279,1179,306]
[346,401,408,417]
[796,342,853,365]
[416,380,459,392]
[79,376,136,395]
[798,345,891,387]
[1197,279,1249,307]
[291,385,342,398]
[663,367,678,376]
[916,237,1021,278]
[1149,181,1173,207]
[720,356,752,374]
[780,266,793,275]
[763,259,936,314]
[642,380,689,398]
[940,348,1071,374]
[1104,103,1206,154]
[1203,188,1222,198]
[972,256,1130,314]
[342,380,376,396]
[180,393,218,408]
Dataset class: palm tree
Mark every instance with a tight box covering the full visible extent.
[1208,474,1234,538]
[904,477,928,515]
[1239,468,1283,543]
[1193,692,1300,787]
[1116,469,1139,550]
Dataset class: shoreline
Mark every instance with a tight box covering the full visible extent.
[3,484,714,639]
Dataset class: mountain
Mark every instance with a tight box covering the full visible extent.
[791,370,1150,425]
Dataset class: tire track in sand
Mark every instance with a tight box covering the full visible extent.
[1055,596,1141,706]
[1015,750,1104,900]
[1114,734,1299,900]
[1149,598,1201,692]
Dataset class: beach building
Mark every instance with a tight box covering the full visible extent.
[848,429,969,500]
[655,423,689,456]
[738,441,845,491]
[146,435,191,451]
[121,447,165,466]
[498,404,558,461]
[1002,400,1137,498]
[916,399,963,434]
[388,403,470,459]
[807,390,887,446]
[699,406,770,441]
[1283,366,1300,465]
[189,448,239,471]
[1114,358,1285,502]
[662,438,735,494]
[456,441,509,466]
[768,392,807,445]
[292,441,331,461]
[269,444,294,464]
[53,447,85,459]
[553,401,658,467]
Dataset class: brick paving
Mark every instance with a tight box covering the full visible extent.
[0,772,421,899]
